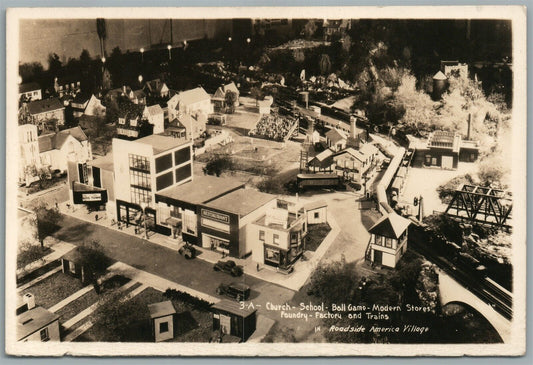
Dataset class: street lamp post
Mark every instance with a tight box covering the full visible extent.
[140,202,148,239]
[140,47,144,62]
[167,44,172,60]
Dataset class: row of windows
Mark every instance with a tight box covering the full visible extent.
[373,235,394,249]
[259,230,280,245]
[130,170,151,189]
[129,154,150,172]
[130,186,152,205]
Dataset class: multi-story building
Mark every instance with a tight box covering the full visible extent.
[17,295,60,342]
[38,126,92,173]
[19,124,40,184]
[113,135,193,230]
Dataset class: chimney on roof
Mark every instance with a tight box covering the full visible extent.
[23,293,36,310]
[350,116,356,139]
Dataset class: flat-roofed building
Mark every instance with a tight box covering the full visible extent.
[17,306,60,342]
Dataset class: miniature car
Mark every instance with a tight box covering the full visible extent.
[213,260,243,277]
[216,282,251,301]
[178,243,196,259]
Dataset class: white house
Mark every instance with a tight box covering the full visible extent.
[143,105,165,134]
[38,126,92,173]
[84,94,106,117]
[367,213,410,268]
[144,79,170,99]
[167,87,213,122]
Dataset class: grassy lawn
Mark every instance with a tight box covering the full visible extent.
[17,245,51,269]
[21,271,84,310]
[77,287,213,342]
[56,275,131,323]
[305,223,332,252]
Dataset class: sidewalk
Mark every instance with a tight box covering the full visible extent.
[58,201,340,292]
[16,239,75,280]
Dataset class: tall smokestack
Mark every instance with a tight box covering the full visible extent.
[467,114,471,140]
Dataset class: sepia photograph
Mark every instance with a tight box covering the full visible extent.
[4,6,527,357]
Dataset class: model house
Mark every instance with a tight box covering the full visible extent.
[144,79,170,99]
[148,301,176,342]
[70,93,91,118]
[19,82,42,102]
[212,82,240,112]
[84,94,107,117]
[26,97,65,130]
[325,128,348,152]
[19,124,41,184]
[143,105,165,135]
[414,130,479,170]
[212,300,256,342]
[167,87,213,122]
[367,212,410,268]
[167,113,206,141]
[116,103,146,139]
[38,126,92,173]
[17,300,60,342]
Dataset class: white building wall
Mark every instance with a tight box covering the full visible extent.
[20,320,60,342]
[153,315,174,342]
[239,198,276,255]
[306,206,327,224]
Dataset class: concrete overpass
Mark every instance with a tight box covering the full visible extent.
[438,271,511,343]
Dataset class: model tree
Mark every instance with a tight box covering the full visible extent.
[77,240,111,294]
[224,90,237,114]
[33,202,62,249]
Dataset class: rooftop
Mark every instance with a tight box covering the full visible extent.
[148,300,176,319]
[19,82,41,94]
[428,131,461,152]
[212,299,256,317]
[325,128,348,143]
[38,126,88,153]
[27,97,64,115]
[135,133,190,155]
[172,87,210,108]
[368,213,410,239]
[17,306,59,341]
[207,189,276,217]
[157,175,245,205]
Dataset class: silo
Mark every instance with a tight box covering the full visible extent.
[432,71,448,100]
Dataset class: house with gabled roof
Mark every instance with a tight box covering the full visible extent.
[84,94,106,117]
[167,87,213,122]
[325,128,348,152]
[143,104,165,134]
[367,212,411,268]
[144,79,170,99]
[167,112,206,141]
[37,126,92,173]
[213,82,240,112]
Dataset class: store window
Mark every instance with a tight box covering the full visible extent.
[130,187,151,204]
[265,247,280,264]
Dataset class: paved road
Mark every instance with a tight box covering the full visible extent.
[54,215,296,322]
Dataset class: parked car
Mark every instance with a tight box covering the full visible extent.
[178,243,196,259]
[213,260,243,277]
[216,282,250,301]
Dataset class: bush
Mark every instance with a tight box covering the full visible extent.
[437,174,475,204]
[203,154,233,177]
[163,288,213,311]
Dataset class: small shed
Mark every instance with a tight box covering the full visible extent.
[304,200,328,224]
[61,248,87,284]
[212,299,257,342]
[148,300,177,342]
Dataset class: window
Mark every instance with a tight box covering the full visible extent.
[273,234,280,245]
[265,247,280,263]
[118,118,126,125]
[175,164,192,183]
[130,118,138,127]
[174,147,191,165]
[130,170,151,189]
[259,230,265,241]
[129,154,150,172]
[130,187,151,204]
[159,322,169,333]
[40,328,50,342]
[155,154,172,173]
[156,172,173,191]
[385,237,393,248]
[314,212,319,219]
[170,206,182,219]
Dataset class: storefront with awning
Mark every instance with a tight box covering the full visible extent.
[71,182,108,211]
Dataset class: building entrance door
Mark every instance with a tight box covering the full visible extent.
[374,250,383,265]
[219,314,231,335]
[442,156,453,169]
